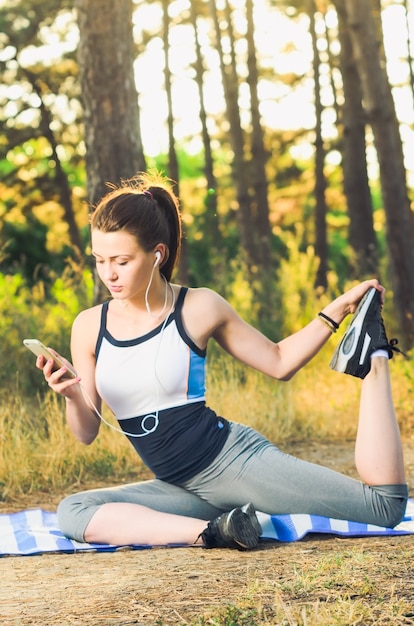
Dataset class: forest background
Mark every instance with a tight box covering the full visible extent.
[0,0,414,503]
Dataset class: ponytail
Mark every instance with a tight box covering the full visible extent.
[146,184,181,281]
[90,172,182,282]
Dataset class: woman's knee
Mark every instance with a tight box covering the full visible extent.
[371,484,408,528]
[57,492,101,541]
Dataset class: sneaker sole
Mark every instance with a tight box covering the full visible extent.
[330,288,377,373]
[241,503,262,536]
[225,507,260,550]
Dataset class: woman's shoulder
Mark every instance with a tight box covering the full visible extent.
[72,302,105,331]
[180,285,222,303]
[178,286,234,344]
[182,286,232,314]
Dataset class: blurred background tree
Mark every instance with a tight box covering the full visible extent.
[0,0,84,279]
[75,0,146,301]
[0,0,413,396]
[341,0,414,344]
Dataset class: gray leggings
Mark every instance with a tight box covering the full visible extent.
[58,422,408,542]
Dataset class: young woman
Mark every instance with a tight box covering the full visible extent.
[37,173,408,550]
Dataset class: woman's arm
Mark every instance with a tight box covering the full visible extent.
[187,279,384,381]
[38,308,102,444]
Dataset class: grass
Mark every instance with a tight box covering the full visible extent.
[146,538,414,625]
[1,342,412,501]
[5,534,414,625]
[1,344,413,625]
[0,391,144,501]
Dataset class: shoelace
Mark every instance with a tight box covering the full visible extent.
[388,337,408,358]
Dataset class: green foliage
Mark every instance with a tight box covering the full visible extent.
[0,212,52,284]
[275,228,338,335]
[148,148,206,181]
[0,0,85,273]
[0,264,93,396]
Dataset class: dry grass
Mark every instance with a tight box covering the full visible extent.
[1,346,413,501]
[2,530,414,625]
[1,351,414,625]
[208,346,414,441]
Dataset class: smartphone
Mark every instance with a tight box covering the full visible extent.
[23,339,77,379]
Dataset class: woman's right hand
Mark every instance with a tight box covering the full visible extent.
[34,324,102,444]
[36,352,81,397]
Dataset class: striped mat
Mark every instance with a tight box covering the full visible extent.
[1,500,414,556]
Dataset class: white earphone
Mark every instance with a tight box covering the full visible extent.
[154,251,161,267]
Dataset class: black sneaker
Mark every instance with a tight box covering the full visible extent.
[199,503,261,550]
[241,502,263,537]
[329,287,404,379]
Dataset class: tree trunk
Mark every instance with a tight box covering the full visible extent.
[244,0,276,327]
[322,11,341,127]
[308,1,328,290]
[245,0,272,270]
[160,0,188,284]
[75,0,146,302]
[189,1,223,284]
[344,0,414,347]
[208,0,257,275]
[75,0,145,205]
[27,71,83,255]
[334,0,378,277]
[402,0,414,114]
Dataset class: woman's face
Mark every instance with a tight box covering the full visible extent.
[91,229,153,302]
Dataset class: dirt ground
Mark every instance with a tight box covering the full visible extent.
[1,439,414,626]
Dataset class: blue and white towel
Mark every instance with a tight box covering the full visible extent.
[1,500,414,557]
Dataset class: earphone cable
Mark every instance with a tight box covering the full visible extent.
[79,282,176,438]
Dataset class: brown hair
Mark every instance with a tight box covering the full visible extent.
[90,173,182,281]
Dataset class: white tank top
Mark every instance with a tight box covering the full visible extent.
[95,287,206,420]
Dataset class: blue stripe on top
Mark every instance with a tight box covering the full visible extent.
[187,348,206,400]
